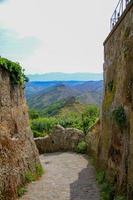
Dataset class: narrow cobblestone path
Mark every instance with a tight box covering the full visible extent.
[20,152,100,200]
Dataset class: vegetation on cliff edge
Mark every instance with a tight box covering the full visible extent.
[0,57,28,85]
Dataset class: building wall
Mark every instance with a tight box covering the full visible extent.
[99,3,133,197]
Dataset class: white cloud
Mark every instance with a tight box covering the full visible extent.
[0,0,117,73]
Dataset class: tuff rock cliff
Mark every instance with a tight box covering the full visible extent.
[100,2,133,197]
[86,2,133,199]
[0,66,40,200]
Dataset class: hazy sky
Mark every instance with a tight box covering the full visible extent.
[0,0,117,74]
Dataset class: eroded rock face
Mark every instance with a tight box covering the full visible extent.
[0,68,40,200]
[85,120,100,160]
[35,125,84,153]
[99,3,133,197]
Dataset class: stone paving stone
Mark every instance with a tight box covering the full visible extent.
[20,152,100,200]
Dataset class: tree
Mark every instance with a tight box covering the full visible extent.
[81,105,99,134]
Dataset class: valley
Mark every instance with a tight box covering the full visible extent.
[26,81,102,138]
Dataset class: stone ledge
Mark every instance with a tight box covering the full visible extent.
[104,0,133,45]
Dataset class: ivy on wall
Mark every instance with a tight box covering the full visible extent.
[112,106,127,129]
[0,57,29,85]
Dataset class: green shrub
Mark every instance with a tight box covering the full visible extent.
[108,81,114,92]
[76,141,87,154]
[31,117,57,135]
[29,109,40,119]
[25,171,36,183]
[96,170,114,200]
[0,57,28,85]
[96,171,106,185]
[81,105,99,134]
[112,106,127,128]
[35,164,44,177]
[115,196,126,200]
[17,187,27,197]
[25,164,44,183]
[32,130,47,138]
[58,112,82,130]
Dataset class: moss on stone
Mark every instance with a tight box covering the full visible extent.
[112,106,127,129]
[103,82,116,110]
[124,27,131,38]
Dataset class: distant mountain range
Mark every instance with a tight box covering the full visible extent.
[26,81,103,114]
[27,72,103,81]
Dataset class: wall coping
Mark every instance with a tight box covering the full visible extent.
[104,1,133,45]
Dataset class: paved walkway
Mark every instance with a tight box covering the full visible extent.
[20,152,100,200]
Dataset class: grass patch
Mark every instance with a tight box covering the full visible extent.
[25,164,44,183]
[96,170,115,200]
[17,187,27,197]
[17,164,44,198]
[76,141,87,154]
[25,171,36,183]
[33,130,48,138]
[35,163,44,178]
[115,196,126,200]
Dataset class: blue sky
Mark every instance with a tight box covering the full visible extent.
[0,0,117,74]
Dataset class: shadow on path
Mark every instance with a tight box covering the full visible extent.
[70,164,99,200]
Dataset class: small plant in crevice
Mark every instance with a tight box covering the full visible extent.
[25,164,44,183]
[17,187,27,197]
[112,106,127,129]
[35,163,44,178]
[114,196,126,200]
[75,141,87,154]
[124,26,131,38]
[96,170,115,200]
[17,164,44,198]
[108,81,114,92]
[25,171,36,183]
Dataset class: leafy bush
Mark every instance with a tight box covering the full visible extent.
[96,170,114,200]
[29,109,40,119]
[33,130,47,138]
[29,105,99,137]
[112,106,127,128]
[96,171,106,185]
[35,164,44,177]
[115,196,126,200]
[81,105,99,134]
[25,164,44,183]
[17,187,27,197]
[58,112,82,130]
[76,141,87,154]
[0,57,28,85]
[31,117,57,137]
[108,81,114,92]
[25,171,36,183]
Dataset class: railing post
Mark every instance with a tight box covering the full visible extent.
[121,0,123,12]
[110,0,131,30]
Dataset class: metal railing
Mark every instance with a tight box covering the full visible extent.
[110,0,132,30]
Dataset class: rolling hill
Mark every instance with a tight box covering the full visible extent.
[27,72,103,81]
[26,81,103,113]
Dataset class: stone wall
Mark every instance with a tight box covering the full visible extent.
[0,68,40,200]
[35,125,84,154]
[99,2,133,197]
